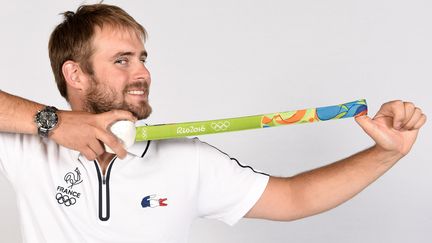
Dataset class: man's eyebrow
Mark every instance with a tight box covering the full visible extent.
[111,51,148,59]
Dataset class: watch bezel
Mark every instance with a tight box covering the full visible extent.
[35,106,59,137]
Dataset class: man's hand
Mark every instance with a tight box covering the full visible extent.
[51,110,136,160]
[355,100,427,158]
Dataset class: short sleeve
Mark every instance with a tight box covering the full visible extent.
[196,140,269,226]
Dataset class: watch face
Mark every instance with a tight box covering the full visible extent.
[36,110,58,129]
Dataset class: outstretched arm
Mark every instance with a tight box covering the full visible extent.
[245,100,426,221]
[0,90,135,159]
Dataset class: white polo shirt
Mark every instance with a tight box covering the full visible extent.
[0,132,269,243]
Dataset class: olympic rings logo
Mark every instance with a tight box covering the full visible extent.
[56,193,76,207]
[211,121,230,131]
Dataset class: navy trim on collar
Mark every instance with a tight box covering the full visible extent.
[141,140,151,158]
[128,140,151,158]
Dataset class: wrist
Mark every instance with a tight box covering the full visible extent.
[369,144,404,165]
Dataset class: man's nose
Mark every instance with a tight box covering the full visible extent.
[133,61,151,83]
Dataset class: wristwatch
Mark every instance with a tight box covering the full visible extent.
[35,106,59,137]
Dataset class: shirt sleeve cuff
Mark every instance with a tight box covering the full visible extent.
[222,174,270,226]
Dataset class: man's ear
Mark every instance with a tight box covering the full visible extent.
[62,60,90,91]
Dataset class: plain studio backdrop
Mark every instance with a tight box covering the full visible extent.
[0,0,431,242]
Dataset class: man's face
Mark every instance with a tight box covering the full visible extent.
[83,25,152,119]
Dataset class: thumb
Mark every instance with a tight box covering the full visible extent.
[99,110,137,129]
[110,110,137,123]
[355,115,378,139]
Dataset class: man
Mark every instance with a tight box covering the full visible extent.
[0,3,426,243]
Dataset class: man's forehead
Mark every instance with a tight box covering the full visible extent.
[94,24,143,36]
[92,25,146,54]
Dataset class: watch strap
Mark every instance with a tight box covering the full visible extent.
[38,127,50,137]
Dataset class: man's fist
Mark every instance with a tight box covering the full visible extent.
[355,100,426,157]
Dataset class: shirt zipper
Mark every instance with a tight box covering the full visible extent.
[94,157,117,221]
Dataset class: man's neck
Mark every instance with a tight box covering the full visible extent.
[96,152,117,175]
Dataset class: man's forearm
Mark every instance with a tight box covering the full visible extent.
[0,90,44,134]
[283,146,403,220]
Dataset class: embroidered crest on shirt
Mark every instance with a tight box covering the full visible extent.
[55,167,83,207]
[141,195,168,208]
[64,167,83,189]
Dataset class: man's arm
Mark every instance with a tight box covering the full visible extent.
[246,146,400,221]
[0,90,44,134]
[0,90,135,159]
[245,100,426,221]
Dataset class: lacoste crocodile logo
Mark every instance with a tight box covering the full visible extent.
[141,195,168,208]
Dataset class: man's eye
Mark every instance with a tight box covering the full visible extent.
[115,58,128,64]
[140,59,147,64]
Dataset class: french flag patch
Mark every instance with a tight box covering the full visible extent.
[141,195,168,208]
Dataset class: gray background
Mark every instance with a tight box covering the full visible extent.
[0,0,431,242]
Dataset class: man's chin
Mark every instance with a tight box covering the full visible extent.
[128,105,152,120]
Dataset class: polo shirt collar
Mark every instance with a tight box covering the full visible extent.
[68,140,151,160]
[128,140,151,158]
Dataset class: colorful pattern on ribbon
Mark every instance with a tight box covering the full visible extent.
[135,99,368,142]
[261,99,367,128]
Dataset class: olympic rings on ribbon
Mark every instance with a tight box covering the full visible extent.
[56,193,77,207]
[211,121,230,131]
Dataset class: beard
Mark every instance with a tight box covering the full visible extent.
[83,77,152,120]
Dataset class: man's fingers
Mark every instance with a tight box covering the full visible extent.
[105,110,136,126]
[374,100,426,131]
[401,102,416,127]
[88,139,105,157]
[82,146,97,161]
[375,100,405,129]
[402,108,423,130]
[413,114,427,130]
[111,109,137,121]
